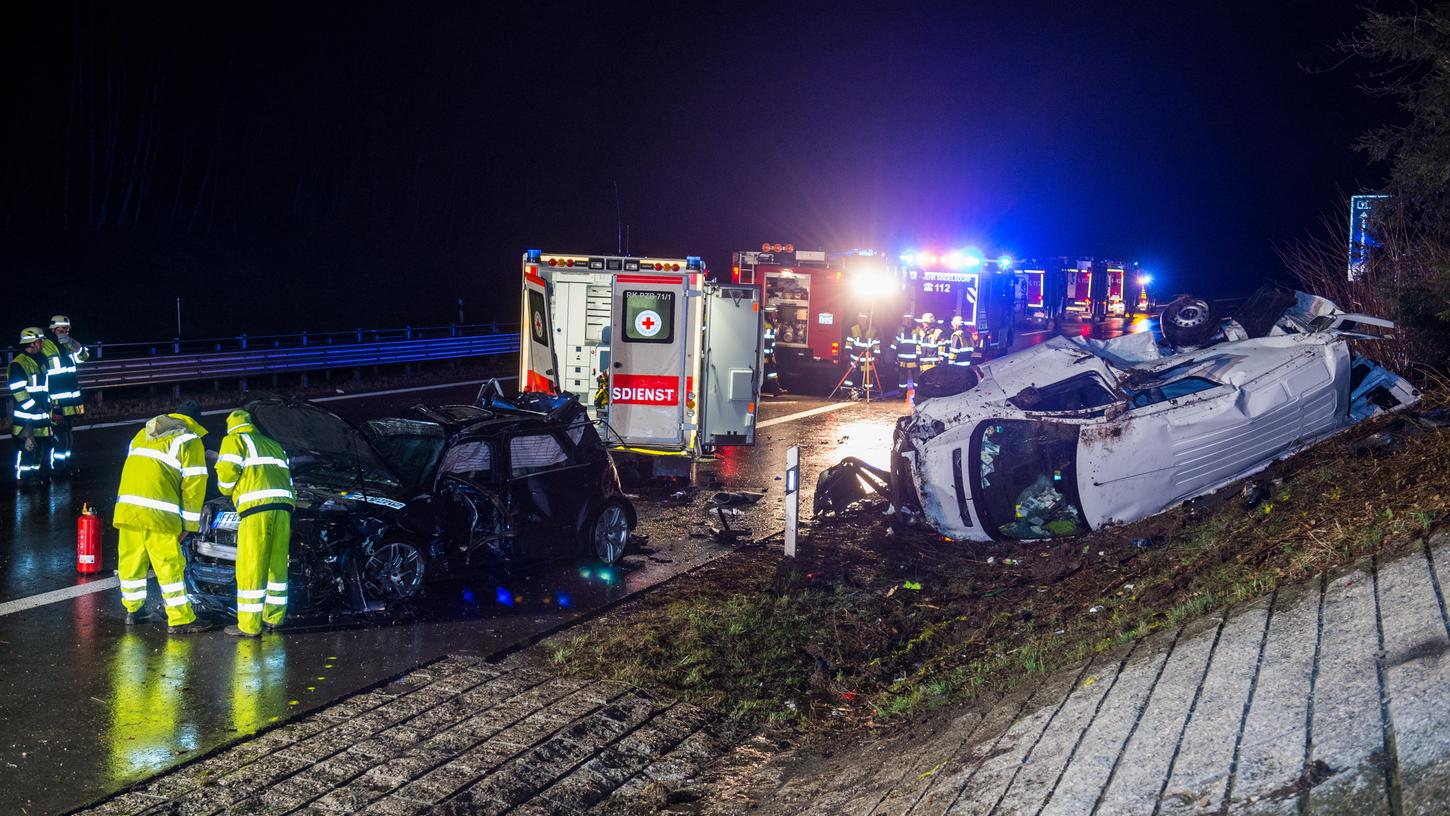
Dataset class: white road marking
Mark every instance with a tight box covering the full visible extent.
[0,577,120,617]
[1019,330,1052,336]
[73,377,518,432]
[757,401,856,428]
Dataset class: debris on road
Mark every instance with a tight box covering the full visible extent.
[813,457,891,516]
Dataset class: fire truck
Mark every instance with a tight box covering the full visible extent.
[519,250,762,478]
[901,253,1017,358]
[1046,258,1136,321]
[729,244,903,383]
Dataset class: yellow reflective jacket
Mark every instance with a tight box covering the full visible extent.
[215,410,295,515]
[41,336,89,408]
[7,352,52,430]
[114,414,209,533]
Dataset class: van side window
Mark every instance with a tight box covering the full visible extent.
[1129,376,1220,408]
[1009,374,1116,412]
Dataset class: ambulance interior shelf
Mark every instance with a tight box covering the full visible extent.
[765,273,811,347]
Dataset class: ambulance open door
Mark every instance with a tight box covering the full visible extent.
[521,265,559,393]
[701,284,762,447]
[607,274,688,450]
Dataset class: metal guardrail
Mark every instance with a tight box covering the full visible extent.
[4,323,520,400]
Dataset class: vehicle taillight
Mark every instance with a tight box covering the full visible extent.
[566,259,575,267]
[733,265,741,281]
[548,258,558,267]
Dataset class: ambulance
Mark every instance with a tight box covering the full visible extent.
[518,250,763,478]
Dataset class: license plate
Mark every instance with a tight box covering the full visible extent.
[211,511,241,531]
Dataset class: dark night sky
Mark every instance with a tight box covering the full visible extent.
[0,1,1397,343]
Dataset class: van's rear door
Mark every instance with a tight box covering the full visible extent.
[608,274,687,449]
[702,284,762,446]
[521,264,558,393]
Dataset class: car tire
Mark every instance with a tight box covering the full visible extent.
[584,501,630,565]
[360,540,427,603]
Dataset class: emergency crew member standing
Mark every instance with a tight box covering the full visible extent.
[915,314,944,372]
[42,314,90,474]
[947,315,974,366]
[214,409,295,638]
[9,328,53,486]
[762,305,782,395]
[889,314,918,395]
[114,400,212,632]
[844,313,879,389]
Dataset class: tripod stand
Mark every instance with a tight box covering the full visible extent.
[829,347,882,403]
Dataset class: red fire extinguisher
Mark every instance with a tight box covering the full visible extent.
[78,503,102,574]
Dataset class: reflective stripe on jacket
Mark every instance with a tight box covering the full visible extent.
[114,413,209,534]
[915,327,944,365]
[41,337,89,408]
[214,410,295,516]
[847,325,880,363]
[8,353,53,429]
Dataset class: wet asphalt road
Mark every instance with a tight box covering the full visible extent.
[0,381,906,814]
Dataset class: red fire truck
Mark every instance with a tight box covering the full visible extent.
[729,244,902,383]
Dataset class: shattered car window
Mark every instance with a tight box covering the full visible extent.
[440,441,492,482]
[509,433,567,477]
[566,416,605,457]
[1128,376,1221,408]
[1008,374,1117,413]
[976,421,1086,539]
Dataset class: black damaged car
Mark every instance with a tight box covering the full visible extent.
[182,390,637,619]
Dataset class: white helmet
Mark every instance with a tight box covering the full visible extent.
[49,314,71,329]
[918,312,936,324]
[951,315,964,327]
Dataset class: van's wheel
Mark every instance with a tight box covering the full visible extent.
[361,541,426,602]
[585,501,630,564]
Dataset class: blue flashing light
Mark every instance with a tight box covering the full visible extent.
[461,587,477,606]
[495,587,514,607]
[526,249,542,262]
[900,252,915,264]
[557,592,572,608]
[997,255,1014,269]
[961,246,984,268]
[686,256,702,270]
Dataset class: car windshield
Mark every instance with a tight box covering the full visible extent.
[974,420,1087,539]
[360,419,446,488]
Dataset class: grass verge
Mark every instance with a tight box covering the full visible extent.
[551,393,1450,735]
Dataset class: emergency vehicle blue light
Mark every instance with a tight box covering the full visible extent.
[961,247,984,268]
[997,255,1014,269]
[900,253,916,264]
[495,587,514,606]
[686,256,702,270]
[526,249,542,262]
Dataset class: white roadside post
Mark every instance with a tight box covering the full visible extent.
[785,445,800,557]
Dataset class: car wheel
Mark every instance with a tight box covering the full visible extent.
[586,501,630,564]
[361,541,427,602]
[1161,296,1219,348]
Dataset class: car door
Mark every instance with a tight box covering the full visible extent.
[434,438,515,562]
[504,430,589,558]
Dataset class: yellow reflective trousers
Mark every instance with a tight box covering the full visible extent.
[116,526,195,626]
[234,510,290,635]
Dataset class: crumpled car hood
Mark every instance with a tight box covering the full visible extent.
[247,397,392,475]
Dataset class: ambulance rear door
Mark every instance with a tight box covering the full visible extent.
[608,274,688,449]
[521,263,559,393]
[701,284,762,447]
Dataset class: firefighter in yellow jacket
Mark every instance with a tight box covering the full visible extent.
[113,400,211,633]
[214,409,295,638]
[10,327,53,486]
